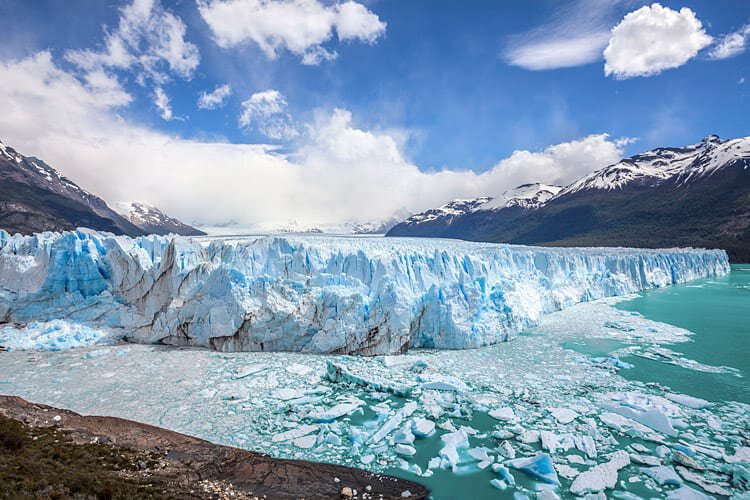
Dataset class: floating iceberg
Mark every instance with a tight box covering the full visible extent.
[0,230,729,354]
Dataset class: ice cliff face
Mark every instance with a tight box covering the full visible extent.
[0,230,729,355]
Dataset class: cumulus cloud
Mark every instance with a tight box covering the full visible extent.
[604,3,712,79]
[66,0,199,82]
[709,24,750,60]
[239,89,298,140]
[197,0,386,64]
[503,0,620,71]
[0,52,628,229]
[198,83,232,109]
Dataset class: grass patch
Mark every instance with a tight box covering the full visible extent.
[0,414,172,499]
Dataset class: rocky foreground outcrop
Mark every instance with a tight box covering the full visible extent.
[0,395,428,499]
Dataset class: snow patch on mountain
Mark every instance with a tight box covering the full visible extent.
[401,198,492,226]
[477,183,562,211]
[114,201,205,236]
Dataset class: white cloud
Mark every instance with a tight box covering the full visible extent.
[0,52,628,229]
[709,24,750,60]
[334,1,385,43]
[81,69,133,107]
[198,84,232,109]
[505,33,611,71]
[604,3,712,79]
[301,45,338,66]
[239,89,299,140]
[197,0,385,64]
[503,0,620,71]
[153,87,173,120]
[480,133,629,193]
[66,0,199,82]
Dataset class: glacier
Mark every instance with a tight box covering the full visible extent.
[0,229,729,354]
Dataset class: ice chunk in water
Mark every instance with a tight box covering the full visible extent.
[439,429,471,468]
[569,450,630,495]
[293,434,317,449]
[272,424,318,443]
[233,364,267,379]
[549,407,579,424]
[468,447,494,463]
[308,400,362,422]
[489,407,515,421]
[395,444,416,457]
[492,464,516,486]
[642,465,683,486]
[368,402,418,444]
[607,404,678,437]
[490,478,508,490]
[394,426,415,445]
[665,485,714,500]
[411,418,435,438]
[417,374,469,392]
[506,453,560,485]
[665,393,711,409]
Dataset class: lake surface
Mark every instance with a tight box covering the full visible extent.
[616,264,750,404]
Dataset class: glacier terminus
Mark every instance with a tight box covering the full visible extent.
[0,230,729,355]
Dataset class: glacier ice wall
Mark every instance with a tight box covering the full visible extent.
[0,230,730,355]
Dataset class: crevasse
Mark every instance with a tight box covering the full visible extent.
[0,229,729,355]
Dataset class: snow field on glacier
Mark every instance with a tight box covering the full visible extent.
[0,230,730,355]
[0,298,748,498]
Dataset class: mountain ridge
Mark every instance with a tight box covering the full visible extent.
[387,135,750,262]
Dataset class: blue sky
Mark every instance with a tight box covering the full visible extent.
[0,0,748,227]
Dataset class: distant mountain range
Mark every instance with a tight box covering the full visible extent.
[388,135,750,262]
[0,140,203,237]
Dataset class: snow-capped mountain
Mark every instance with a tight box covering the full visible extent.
[562,135,750,195]
[388,135,750,262]
[477,183,562,211]
[114,202,205,236]
[403,198,492,225]
[0,139,142,236]
[388,184,565,237]
[389,198,491,236]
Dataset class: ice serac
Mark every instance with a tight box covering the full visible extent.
[0,230,730,355]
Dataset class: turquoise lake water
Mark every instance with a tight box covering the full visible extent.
[389,265,749,499]
[615,264,750,404]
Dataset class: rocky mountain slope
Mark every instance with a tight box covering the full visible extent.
[0,139,143,236]
[0,139,203,237]
[388,136,750,262]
